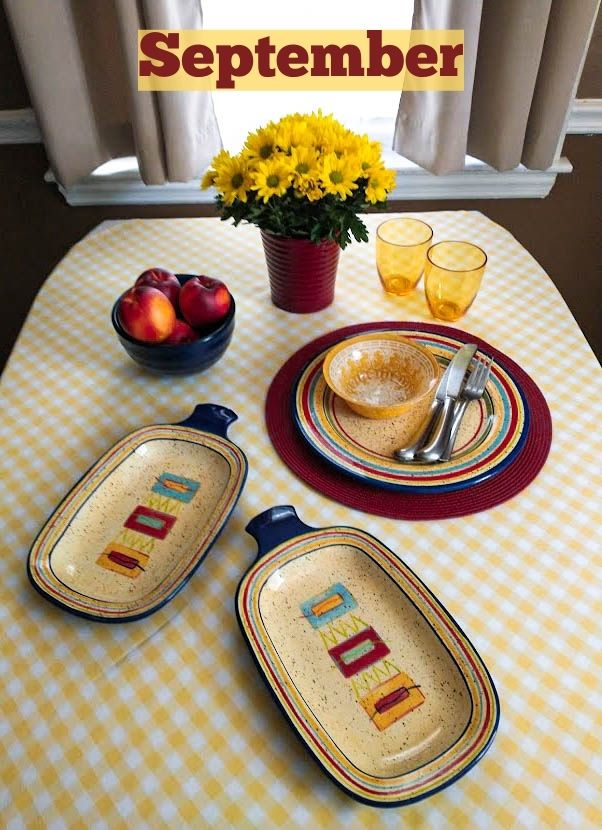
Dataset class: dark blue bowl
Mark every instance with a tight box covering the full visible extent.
[111,274,235,375]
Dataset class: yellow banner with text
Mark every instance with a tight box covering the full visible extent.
[138,30,464,91]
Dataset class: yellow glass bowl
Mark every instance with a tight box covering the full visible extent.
[322,333,440,420]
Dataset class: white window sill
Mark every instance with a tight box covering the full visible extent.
[5,103,600,203]
[2,98,600,203]
[45,154,573,205]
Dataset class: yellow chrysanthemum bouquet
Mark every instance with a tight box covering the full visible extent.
[202,112,396,250]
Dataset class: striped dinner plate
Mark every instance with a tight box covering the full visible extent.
[293,327,529,494]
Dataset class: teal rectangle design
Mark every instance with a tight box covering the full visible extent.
[300,582,357,629]
[152,473,200,503]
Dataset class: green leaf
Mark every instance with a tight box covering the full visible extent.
[214,184,386,250]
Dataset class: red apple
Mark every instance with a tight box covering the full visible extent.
[118,286,176,343]
[164,319,198,345]
[135,268,180,308]
[179,276,232,329]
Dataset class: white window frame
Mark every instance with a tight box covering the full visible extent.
[4,101,601,204]
[43,152,573,205]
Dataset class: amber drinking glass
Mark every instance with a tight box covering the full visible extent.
[376,218,434,295]
[424,241,487,321]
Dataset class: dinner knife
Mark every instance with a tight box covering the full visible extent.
[415,345,477,463]
[394,343,477,462]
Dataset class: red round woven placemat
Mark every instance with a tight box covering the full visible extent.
[265,322,552,520]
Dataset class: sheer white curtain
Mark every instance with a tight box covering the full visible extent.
[4,0,221,185]
[394,0,600,173]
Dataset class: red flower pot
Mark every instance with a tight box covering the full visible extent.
[261,230,340,313]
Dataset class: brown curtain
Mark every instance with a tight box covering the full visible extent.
[394,0,600,173]
[4,0,221,186]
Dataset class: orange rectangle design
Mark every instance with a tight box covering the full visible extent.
[312,594,344,617]
[360,671,425,731]
[97,543,150,579]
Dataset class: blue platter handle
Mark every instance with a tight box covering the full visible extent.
[177,404,237,438]
[246,505,316,560]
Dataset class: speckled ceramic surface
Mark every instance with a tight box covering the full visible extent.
[322,333,439,420]
[294,328,529,493]
[28,405,247,621]
[238,506,499,807]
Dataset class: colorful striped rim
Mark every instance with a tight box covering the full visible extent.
[237,527,499,806]
[265,321,552,520]
[28,425,247,621]
[294,330,528,493]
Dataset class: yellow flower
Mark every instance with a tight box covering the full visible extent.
[200,149,231,189]
[244,125,279,163]
[202,112,392,244]
[275,116,311,151]
[311,123,339,155]
[303,183,325,202]
[201,168,217,189]
[329,127,361,159]
[365,166,397,204]
[293,177,325,202]
[214,153,251,205]
[289,146,319,188]
[319,153,359,199]
[301,111,336,151]
[251,158,293,202]
[357,140,383,176]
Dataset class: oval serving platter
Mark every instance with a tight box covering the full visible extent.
[293,328,529,493]
[28,404,248,622]
[238,506,499,807]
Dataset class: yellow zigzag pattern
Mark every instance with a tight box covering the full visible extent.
[351,659,402,700]
[146,493,184,515]
[318,615,369,649]
[116,528,156,554]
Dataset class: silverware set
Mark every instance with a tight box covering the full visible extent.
[394,347,493,464]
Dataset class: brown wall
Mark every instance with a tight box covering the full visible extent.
[1,7,601,372]
[0,3,28,108]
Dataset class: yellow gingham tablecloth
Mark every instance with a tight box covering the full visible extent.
[1,212,600,828]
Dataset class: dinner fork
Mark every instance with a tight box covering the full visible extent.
[440,355,493,462]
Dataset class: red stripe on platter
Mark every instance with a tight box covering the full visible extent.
[266,322,552,520]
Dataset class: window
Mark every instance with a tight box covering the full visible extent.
[203,0,414,154]
[56,0,572,204]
